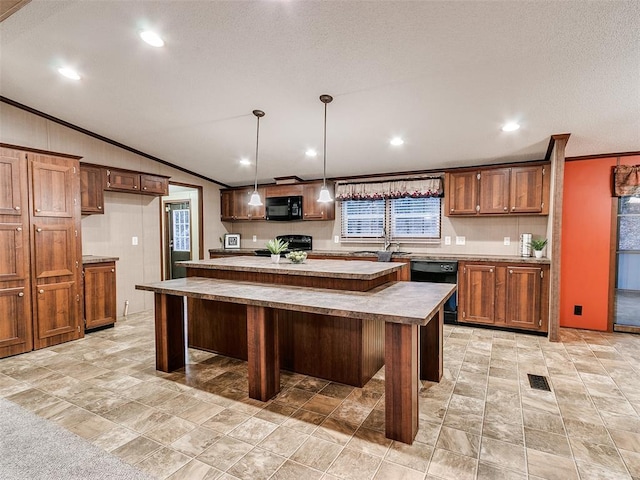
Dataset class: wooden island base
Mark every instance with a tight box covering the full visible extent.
[138,277,453,444]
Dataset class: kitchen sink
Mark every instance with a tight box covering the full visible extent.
[351,250,412,255]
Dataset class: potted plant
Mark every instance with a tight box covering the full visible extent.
[530,238,547,258]
[266,238,289,263]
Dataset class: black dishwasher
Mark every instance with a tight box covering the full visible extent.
[410,260,458,324]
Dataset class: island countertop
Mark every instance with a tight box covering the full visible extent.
[137,276,455,326]
[179,256,405,280]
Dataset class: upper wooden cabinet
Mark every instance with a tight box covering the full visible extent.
[221,187,266,221]
[458,260,549,332]
[221,181,334,222]
[0,152,25,216]
[80,164,105,214]
[303,183,335,220]
[80,164,170,215]
[445,163,549,216]
[105,168,169,195]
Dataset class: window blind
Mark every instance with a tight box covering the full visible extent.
[341,199,385,238]
[389,197,441,239]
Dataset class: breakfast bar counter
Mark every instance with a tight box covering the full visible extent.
[182,257,410,387]
[136,276,455,444]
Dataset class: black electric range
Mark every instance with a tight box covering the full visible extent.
[254,234,313,257]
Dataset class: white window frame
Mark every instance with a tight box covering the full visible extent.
[340,197,441,243]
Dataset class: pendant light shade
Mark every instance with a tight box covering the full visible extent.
[248,109,265,207]
[318,94,333,203]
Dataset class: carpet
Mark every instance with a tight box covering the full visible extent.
[0,398,154,480]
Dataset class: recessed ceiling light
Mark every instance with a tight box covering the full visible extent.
[390,137,404,146]
[57,67,81,80]
[239,158,251,166]
[140,31,164,47]
[501,122,520,132]
[305,149,317,157]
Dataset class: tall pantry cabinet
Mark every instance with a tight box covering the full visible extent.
[0,144,83,358]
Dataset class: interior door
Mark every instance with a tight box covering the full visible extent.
[165,201,191,279]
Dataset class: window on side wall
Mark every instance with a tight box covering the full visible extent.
[341,196,441,241]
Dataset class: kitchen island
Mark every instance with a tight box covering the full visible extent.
[136,271,454,444]
[181,257,410,386]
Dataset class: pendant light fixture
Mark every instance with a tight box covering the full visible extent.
[248,109,265,206]
[317,94,333,203]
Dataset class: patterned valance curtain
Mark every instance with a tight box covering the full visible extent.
[335,177,443,201]
[614,165,640,196]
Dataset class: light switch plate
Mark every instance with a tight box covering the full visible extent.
[132,236,138,246]
[252,235,257,242]
[444,236,451,245]
[504,237,510,245]
[455,236,466,245]
[334,235,340,244]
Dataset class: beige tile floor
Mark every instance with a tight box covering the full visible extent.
[2,311,640,480]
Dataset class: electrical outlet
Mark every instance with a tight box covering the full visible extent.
[574,305,583,315]
[504,237,510,246]
[334,235,340,244]
[252,235,257,242]
[131,236,138,246]
[455,236,466,245]
[444,236,451,245]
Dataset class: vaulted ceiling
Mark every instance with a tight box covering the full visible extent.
[1,1,638,186]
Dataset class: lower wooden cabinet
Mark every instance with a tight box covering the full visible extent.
[0,285,32,357]
[83,261,117,330]
[458,260,549,332]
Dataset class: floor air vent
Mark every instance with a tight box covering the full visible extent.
[527,374,551,392]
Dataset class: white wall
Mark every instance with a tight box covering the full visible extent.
[0,102,226,314]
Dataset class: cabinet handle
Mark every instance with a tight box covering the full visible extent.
[15,206,20,211]
[133,185,138,189]
[39,289,44,294]
[35,208,41,212]
[503,207,508,211]
[16,227,22,232]
[489,269,493,273]
[18,292,24,297]
[143,186,147,190]
[36,228,42,233]
[511,206,515,211]
[450,208,454,212]
[98,206,102,210]
[509,269,513,274]
[111,269,115,272]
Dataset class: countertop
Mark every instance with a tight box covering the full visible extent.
[136,277,455,326]
[207,248,551,265]
[82,255,120,264]
[179,257,404,280]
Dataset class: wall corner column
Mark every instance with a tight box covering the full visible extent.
[548,134,570,342]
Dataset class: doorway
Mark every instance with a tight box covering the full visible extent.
[613,196,640,332]
[161,183,203,280]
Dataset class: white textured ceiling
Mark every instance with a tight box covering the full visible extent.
[1,1,639,186]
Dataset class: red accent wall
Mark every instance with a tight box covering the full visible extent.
[561,155,640,330]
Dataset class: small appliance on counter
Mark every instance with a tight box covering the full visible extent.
[519,233,532,257]
[254,234,313,257]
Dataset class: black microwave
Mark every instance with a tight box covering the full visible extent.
[265,196,303,221]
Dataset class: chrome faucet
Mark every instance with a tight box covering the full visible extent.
[382,227,391,251]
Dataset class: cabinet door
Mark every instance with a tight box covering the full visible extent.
[510,166,545,214]
[505,266,542,329]
[446,172,478,215]
[0,224,26,281]
[34,281,78,340]
[140,174,169,195]
[220,190,234,221]
[80,165,105,214]
[30,158,74,218]
[107,169,140,192]
[303,183,335,220]
[84,263,116,329]
[32,223,75,279]
[479,168,510,214]
[460,264,495,324]
[265,184,303,198]
[0,152,25,216]
[0,286,32,356]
